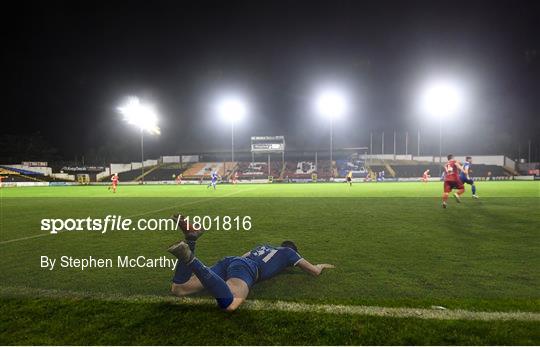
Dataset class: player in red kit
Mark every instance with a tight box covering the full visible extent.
[232,171,239,185]
[442,154,464,208]
[175,173,183,185]
[108,173,119,193]
[422,169,430,183]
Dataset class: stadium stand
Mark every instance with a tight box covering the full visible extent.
[237,162,268,179]
[236,161,282,179]
[0,166,56,182]
[391,164,442,178]
[282,161,310,179]
[182,162,236,179]
[0,174,37,182]
[289,161,317,178]
[369,161,509,179]
[116,168,152,182]
[469,164,507,177]
[336,159,368,178]
[316,160,332,179]
[143,168,185,181]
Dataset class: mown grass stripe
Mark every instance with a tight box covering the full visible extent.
[2,286,539,322]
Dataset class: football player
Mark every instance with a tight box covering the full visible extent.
[459,156,478,199]
[207,171,220,190]
[168,214,335,311]
[422,169,430,183]
[108,173,119,193]
[442,154,465,208]
[346,170,353,186]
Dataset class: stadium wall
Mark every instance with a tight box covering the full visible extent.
[433,155,511,167]
[50,173,75,181]
[96,168,111,181]
[412,156,435,162]
[110,163,132,174]
[162,156,180,163]
[182,155,199,163]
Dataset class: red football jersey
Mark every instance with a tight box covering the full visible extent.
[444,160,460,182]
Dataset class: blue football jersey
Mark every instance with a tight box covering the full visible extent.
[246,245,303,281]
[461,162,471,179]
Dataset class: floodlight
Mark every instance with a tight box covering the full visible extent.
[216,96,248,163]
[316,90,347,118]
[117,96,161,184]
[417,78,468,174]
[419,80,464,118]
[117,97,160,134]
[314,88,348,177]
[218,98,247,122]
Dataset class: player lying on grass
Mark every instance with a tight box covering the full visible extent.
[442,154,465,208]
[167,214,335,312]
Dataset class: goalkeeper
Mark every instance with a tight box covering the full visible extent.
[167,214,335,312]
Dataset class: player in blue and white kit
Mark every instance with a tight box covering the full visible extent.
[460,156,479,199]
[207,171,219,190]
[167,214,335,312]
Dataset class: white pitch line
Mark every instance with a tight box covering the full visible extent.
[0,188,255,245]
[124,187,255,219]
[1,286,539,322]
[0,233,49,245]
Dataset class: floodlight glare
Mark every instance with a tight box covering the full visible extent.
[419,81,464,118]
[117,97,160,134]
[117,96,161,184]
[218,98,247,122]
[314,88,348,177]
[216,96,248,163]
[316,90,347,118]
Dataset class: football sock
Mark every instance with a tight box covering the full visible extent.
[472,184,476,195]
[172,262,192,284]
[172,242,196,284]
[186,240,196,252]
[189,258,234,309]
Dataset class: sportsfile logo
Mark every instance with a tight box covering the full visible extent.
[40,215,252,234]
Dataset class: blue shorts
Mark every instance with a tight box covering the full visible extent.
[460,175,474,185]
[210,256,258,287]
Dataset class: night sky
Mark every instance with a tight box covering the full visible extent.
[4,0,540,163]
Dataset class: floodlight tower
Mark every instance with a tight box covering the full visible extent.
[218,98,247,163]
[117,97,160,183]
[316,90,347,177]
[419,80,464,175]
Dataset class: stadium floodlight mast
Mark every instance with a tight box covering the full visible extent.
[419,80,465,175]
[316,89,348,177]
[117,96,160,183]
[218,97,247,163]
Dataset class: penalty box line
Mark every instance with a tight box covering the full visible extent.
[0,188,255,245]
[1,285,539,322]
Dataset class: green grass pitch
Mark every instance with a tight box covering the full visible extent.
[1,181,539,344]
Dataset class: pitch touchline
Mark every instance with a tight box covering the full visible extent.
[1,286,539,322]
[125,187,256,219]
[0,188,255,245]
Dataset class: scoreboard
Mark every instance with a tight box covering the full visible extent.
[251,136,285,153]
